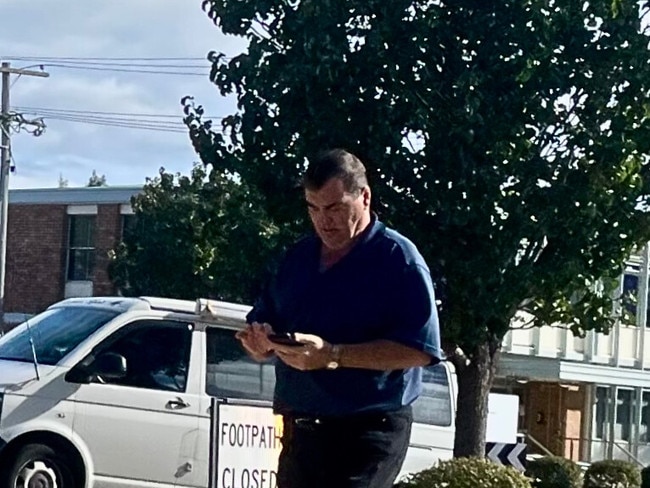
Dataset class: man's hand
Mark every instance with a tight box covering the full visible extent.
[235,322,275,362]
[273,333,334,371]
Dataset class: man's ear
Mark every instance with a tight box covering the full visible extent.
[362,186,371,208]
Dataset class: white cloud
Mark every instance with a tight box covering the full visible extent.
[1,0,246,189]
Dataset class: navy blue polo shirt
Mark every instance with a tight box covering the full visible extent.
[247,218,442,417]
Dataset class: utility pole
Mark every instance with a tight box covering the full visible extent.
[0,62,49,331]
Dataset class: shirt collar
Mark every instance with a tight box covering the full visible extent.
[309,214,383,267]
[355,213,382,248]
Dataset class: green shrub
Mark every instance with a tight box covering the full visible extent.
[525,456,582,488]
[640,465,650,488]
[398,457,531,488]
[583,460,641,488]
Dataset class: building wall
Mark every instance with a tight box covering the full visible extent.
[5,204,67,313]
[522,382,565,456]
[519,382,588,461]
[562,385,586,461]
[498,246,650,463]
[503,247,650,369]
[3,188,141,317]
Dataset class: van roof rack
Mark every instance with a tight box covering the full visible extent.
[195,298,251,326]
[140,296,251,326]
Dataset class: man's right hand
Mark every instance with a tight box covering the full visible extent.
[235,322,275,361]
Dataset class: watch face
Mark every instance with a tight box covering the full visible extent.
[326,361,339,370]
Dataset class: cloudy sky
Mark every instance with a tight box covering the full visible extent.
[1,0,245,189]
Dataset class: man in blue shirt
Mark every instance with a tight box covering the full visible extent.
[237,148,442,488]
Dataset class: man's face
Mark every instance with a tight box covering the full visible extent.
[305,177,371,251]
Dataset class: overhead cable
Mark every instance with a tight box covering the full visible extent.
[41,64,208,76]
[14,105,223,120]
[2,55,210,61]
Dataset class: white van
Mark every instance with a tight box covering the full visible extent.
[0,296,457,488]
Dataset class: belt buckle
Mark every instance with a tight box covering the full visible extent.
[294,417,321,426]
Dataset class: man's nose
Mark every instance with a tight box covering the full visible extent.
[318,212,334,225]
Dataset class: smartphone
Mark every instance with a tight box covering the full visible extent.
[268,333,305,347]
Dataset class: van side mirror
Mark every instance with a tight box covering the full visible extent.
[94,352,127,379]
[65,352,127,384]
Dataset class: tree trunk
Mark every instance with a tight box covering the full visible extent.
[452,341,501,458]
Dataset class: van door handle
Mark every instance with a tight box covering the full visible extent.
[167,397,190,409]
[409,443,435,451]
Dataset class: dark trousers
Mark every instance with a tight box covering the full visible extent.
[278,406,412,488]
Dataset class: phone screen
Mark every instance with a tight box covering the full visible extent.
[268,333,305,347]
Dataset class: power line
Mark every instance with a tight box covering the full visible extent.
[42,64,209,76]
[39,114,188,133]
[17,106,183,118]
[35,61,209,69]
[14,106,224,133]
[2,55,210,61]
[11,104,224,133]
[1,55,235,76]
[20,111,189,130]
[14,105,223,120]
[2,56,232,68]
[9,59,209,69]
[41,113,186,128]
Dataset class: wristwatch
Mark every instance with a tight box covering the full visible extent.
[326,344,342,370]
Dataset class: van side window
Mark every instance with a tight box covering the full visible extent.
[412,363,453,427]
[89,320,192,392]
[205,327,275,402]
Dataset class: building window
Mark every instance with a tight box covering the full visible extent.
[619,258,650,327]
[594,386,610,439]
[615,388,633,441]
[622,273,639,326]
[67,215,96,281]
[121,214,137,239]
[641,390,650,443]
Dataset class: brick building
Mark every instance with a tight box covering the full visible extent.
[4,186,142,322]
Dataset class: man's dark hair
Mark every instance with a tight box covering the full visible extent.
[303,148,368,194]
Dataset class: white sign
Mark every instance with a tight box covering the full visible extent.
[486,393,519,444]
[214,403,283,488]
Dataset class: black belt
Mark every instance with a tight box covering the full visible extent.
[284,405,411,429]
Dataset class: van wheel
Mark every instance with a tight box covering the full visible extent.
[3,443,75,488]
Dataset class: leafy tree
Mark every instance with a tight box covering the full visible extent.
[58,173,68,188]
[108,165,280,303]
[187,0,650,456]
[87,170,107,187]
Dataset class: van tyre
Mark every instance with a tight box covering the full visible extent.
[2,443,76,488]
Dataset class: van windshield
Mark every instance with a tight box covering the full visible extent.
[0,306,119,365]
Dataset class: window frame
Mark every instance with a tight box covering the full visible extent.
[78,318,194,392]
[411,362,454,427]
[204,326,275,402]
[66,214,97,281]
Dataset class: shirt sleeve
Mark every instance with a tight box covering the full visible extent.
[246,273,278,325]
[384,263,443,364]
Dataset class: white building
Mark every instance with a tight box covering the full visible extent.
[497,246,650,466]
